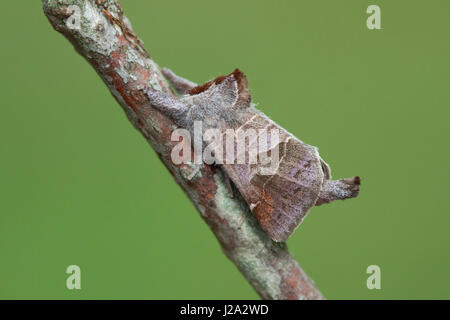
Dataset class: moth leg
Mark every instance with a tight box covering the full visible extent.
[145,88,188,122]
[180,163,203,181]
[161,68,197,95]
[315,176,361,206]
[221,168,235,198]
[187,164,202,181]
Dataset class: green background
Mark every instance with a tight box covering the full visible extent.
[0,0,449,299]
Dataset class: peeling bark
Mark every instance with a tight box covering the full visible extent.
[42,0,324,300]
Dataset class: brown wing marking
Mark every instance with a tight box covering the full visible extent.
[223,135,325,242]
[250,138,324,241]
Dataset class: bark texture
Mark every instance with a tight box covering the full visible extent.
[42,0,324,300]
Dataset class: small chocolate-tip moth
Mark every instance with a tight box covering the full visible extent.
[146,68,360,242]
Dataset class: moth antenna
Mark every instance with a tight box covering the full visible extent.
[161,68,197,95]
[315,176,361,206]
[145,88,188,122]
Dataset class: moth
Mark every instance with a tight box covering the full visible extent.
[145,68,360,242]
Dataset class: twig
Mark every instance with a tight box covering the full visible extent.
[42,0,324,300]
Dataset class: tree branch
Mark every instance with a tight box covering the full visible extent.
[42,0,324,300]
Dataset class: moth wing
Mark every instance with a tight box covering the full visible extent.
[251,138,324,242]
[188,69,326,241]
[222,129,324,242]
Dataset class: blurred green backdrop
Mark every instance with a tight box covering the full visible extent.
[0,0,449,299]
